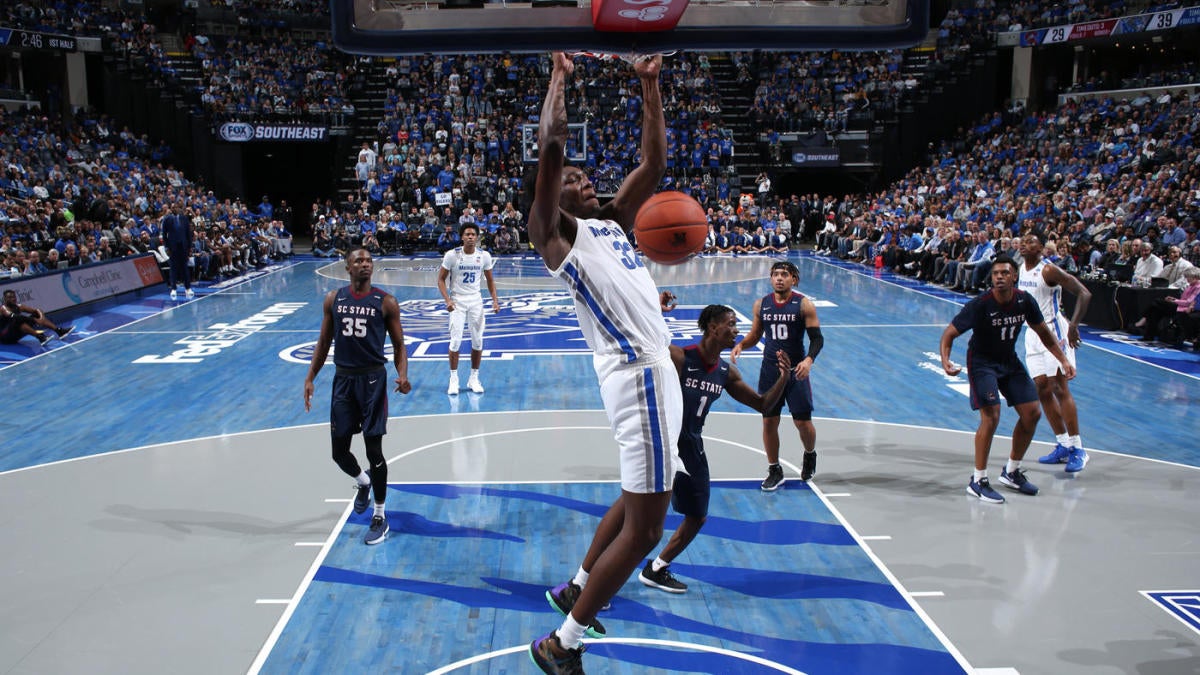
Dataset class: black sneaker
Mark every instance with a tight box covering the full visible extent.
[353,483,371,514]
[801,451,818,481]
[638,561,687,594]
[364,515,388,545]
[35,330,52,346]
[761,464,785,491]
[56,325,75,339]
[529,632,586,675]
[546,581,606,638]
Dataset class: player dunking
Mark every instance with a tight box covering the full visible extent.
[638,304,791,593]
[526,52,682,675]
[437,222,499,395]
[1017,233,1092,473]
[731,260,824,490]
[939,255,1075,504]
[304,248,412,544]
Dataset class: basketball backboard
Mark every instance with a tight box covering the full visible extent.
[331,0,932,56]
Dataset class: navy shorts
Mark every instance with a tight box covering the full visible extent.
[330,367,389,437]
[671,436,710,518]
[758,362,813,421]
[967,356,1038,411]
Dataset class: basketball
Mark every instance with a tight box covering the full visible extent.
[634,191,708,265]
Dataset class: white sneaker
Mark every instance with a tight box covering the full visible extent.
[185,288,195,299]
[169,289,177,300]
[447,373,460,395]
[467,374,484,393]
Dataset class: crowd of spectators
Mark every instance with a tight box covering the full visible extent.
[805,86,1200,301]
[188,35,361,124]
[0,107,293,282]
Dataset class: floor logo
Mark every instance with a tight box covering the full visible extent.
[1142,591,1200,637]
[279,292,757,363]
[135,303,307,363]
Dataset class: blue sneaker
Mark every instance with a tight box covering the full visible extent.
[1038,443,1071,464]
[364,515,388,545]
[1065,447,1090,473]
[967,477,1005,503]
[353,483,371,514]
[546,581,605,638]
[998,467,1039,496]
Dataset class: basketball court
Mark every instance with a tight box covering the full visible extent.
[2,252,1197,674]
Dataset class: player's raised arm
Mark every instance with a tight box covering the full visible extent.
[528,52,574,270]
[732,297,764,362]
[303,290,337,411]
[603,55,666,233]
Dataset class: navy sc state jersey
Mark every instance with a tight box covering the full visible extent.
[679,345,730,451]
[759,291,808,363]
[951,288,1045,363]
[332,285,389,368]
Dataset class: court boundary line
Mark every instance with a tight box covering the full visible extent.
[251,424,973,673]
[4,410,1198,478]
[705,436,976,673]
[425,637,809,674]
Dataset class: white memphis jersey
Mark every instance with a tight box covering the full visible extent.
[549,217,670,363]
[1019,258,1066,344]
[441,247,494,303]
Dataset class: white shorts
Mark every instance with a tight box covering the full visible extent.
[596,351,683,494]
[448,300,485,352]
[1024,314,1076,379]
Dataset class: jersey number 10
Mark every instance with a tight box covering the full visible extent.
[769,323,789,340]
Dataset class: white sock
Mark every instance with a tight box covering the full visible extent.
[651,556,669,572]
[373,502,385,518]
[1069,435,1083,450]
[557,616,587,649]
[973,469,986,482]
[1055,433,1071,446]
[1005,459,1020,474]
[572,566,589,588]
[355,472,370,487]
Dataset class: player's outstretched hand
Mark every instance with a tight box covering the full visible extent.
[660,290,677,312]
[633,53,662,79]
[775,350,791,376]
[395,376,412,394]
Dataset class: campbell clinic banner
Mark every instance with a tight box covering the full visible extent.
[0,254,163,314]
[218,122,329,142]
[791,147,840,167]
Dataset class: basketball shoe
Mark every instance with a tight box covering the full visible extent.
[546,581,606,638]
[467,373,485,393]
[967,476,1005,503]
[447,372,460,395]
[353,482,371,514]
[1065,448,1089,473]
[638,561,687,593]
[1037,443,1071,464]
[761,464,785,491]
[529,632,585,675]
[801,451,817,481]
[998,467,1039,495]
[365,515,388,545]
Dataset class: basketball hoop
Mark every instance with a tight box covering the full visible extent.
[567,50,677,65]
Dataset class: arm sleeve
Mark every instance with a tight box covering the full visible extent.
[805,326,824,361]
